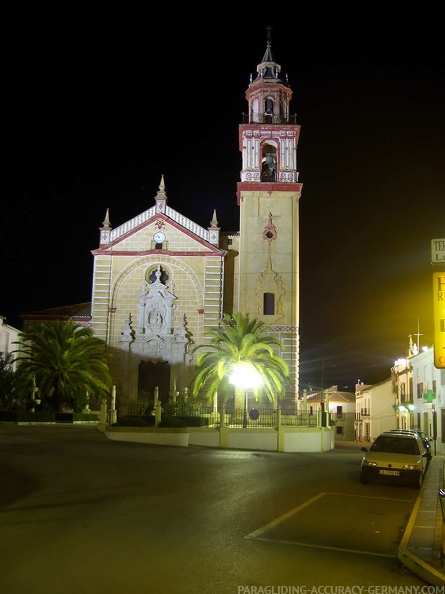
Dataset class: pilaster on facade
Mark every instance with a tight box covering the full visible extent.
[91,256,113,342]
[203,258,224,332]
[275,329,299,398]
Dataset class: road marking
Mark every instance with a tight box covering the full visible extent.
[245,492,326,539]
[248,536,395,558]
[245,490,413,559]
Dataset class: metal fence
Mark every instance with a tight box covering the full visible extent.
[116,401,318,429]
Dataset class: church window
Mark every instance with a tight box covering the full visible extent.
[263,292,275,315]
[148,266,169,285]
[265,98,273,122]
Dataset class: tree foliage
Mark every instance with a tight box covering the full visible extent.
[13,319,112,412]
[0,353,19,410]
[189,312,291,405]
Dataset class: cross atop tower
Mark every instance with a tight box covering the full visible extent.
[413,318,423,352]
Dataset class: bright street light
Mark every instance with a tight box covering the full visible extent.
[229,362,263,428]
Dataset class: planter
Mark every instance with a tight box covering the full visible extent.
[55,412,100,423]
[0,411,56,423]
[106,425,189,447]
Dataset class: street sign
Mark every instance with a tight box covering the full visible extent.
[431,238,445,264]
[433,272,445,368]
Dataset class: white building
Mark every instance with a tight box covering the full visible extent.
[409,345,444,455]
[355,378,394,442]
[306,386,356,441]
[355,336,445,454]
[0,315,20,371]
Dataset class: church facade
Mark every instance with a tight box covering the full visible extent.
[90,33,303,409]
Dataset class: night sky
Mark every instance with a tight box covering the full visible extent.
[2,13,444,392]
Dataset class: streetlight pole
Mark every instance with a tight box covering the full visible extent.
[243,389,248,428]
[229,362,263,429]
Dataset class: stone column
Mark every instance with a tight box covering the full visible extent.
[275,405,282,430]
[109,385,117,426]
[155,401,162,426]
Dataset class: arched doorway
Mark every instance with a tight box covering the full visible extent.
[138,361,171,404]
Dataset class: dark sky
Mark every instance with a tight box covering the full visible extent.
[2,13,445,392]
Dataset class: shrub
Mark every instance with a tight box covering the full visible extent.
[115,415,153,427]
[178,416,209,427]
[157,412,187,428]
[0,411,56,422]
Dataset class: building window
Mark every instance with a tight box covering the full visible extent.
[417,382,423,399]
[263,293,275,315]
[336,406,343,418]
[336,426,343,435]
[365,423,370,441]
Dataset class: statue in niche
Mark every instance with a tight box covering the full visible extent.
[149,310,163,327]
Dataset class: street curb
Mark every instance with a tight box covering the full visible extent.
[397,457,445,586]
[398,495,445,586]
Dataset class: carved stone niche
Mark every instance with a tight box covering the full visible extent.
[119,264,192,366]
[137,265,175,336]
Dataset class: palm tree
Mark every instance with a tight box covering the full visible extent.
[13,319,112,412]
[0,353,18,411]
[189,312,290,406]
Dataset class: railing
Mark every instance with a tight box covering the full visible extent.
[116,402,319,429]
[242,113,298,125]
[109,205,210,244]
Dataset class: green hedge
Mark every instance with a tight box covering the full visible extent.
[55,413,100,423]
[0,411,99,423]
[113,414,208,428]
[114,415,155,427]
[178,416,209,427]
[0,411,56,422]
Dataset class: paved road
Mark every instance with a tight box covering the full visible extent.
[0,425,431,593]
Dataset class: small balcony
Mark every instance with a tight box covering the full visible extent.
[242,113,298,125]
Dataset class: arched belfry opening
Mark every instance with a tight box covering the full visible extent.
[261,142,277,182]
[265,97,274,122]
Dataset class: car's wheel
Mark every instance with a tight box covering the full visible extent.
[360,473,369,485]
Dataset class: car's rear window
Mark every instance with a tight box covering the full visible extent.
[370,436,420,455]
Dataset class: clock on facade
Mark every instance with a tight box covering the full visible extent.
[153,231,166,243]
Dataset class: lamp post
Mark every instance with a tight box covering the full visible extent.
[229,362,263,428]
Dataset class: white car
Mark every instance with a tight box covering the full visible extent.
[360,431,429,489]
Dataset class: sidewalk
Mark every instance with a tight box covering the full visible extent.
[398,454,445,586]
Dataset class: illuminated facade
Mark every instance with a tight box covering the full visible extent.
[89,32,303,408]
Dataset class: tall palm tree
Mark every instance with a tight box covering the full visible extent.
[13,319,112,412]
[0,353,18,411]
[189,312,290,405]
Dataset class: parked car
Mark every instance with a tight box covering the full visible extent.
[414,429,433,458]
[388,429,432,460]
[360,431,429,489]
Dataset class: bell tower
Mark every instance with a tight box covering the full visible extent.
[236,27,303,397]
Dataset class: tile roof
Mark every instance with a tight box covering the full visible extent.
[21,302,92,320]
